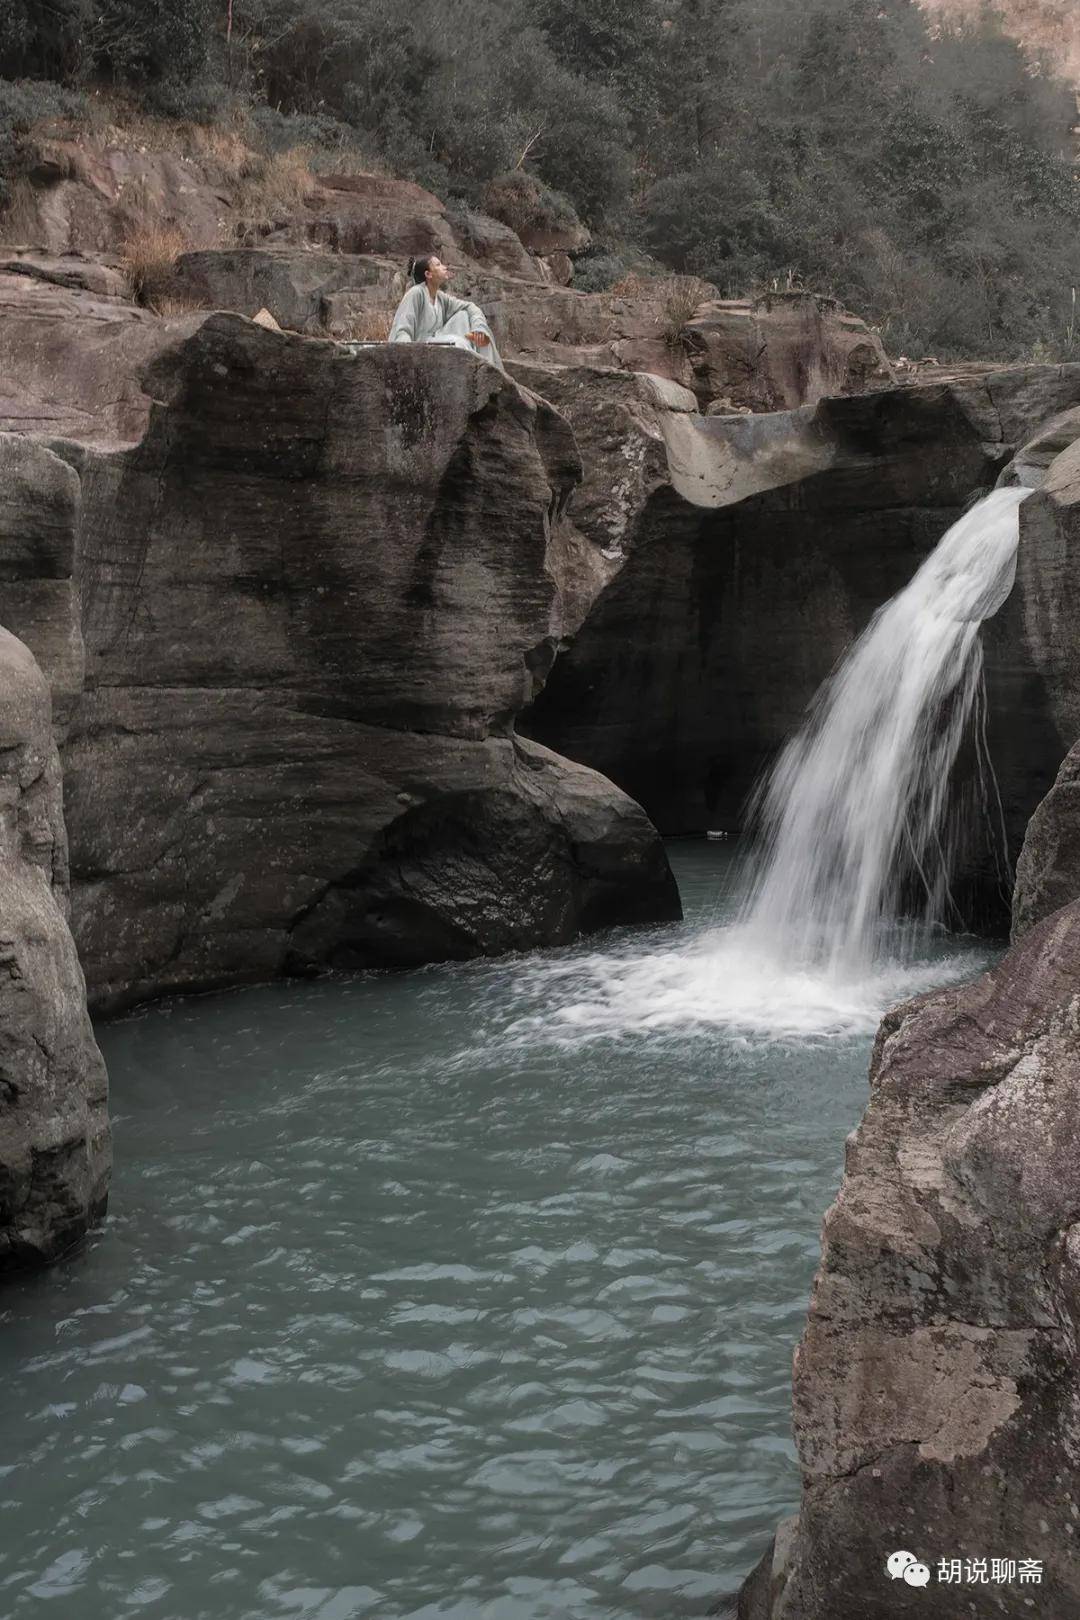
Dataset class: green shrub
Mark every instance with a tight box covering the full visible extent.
[82,0,217,87]
[0,2,91,82]
[571,252,626,293]
[143,77,235,124]
[0,77,89,214]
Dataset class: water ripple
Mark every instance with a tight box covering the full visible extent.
[0,846,992,1619]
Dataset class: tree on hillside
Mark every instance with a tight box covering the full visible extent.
[2,1,91,80]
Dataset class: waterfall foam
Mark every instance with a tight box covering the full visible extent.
[738,487,1029,977]
[508,490,1025,1044]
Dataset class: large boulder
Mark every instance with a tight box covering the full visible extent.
[0,309,680,1011]
[0,626,109,1271]
[7,139,231,257]
[683,291,895,411]
[0,259,190,444]
[741,899,1080,1618]
[171,245,405,336]
[444,204,540,281]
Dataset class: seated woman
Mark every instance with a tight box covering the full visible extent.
[388,255,503,370]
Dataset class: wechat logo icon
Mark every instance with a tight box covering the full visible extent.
[887,1551,932,1588]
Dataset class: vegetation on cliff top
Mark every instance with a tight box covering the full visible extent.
[2,0,1078,362]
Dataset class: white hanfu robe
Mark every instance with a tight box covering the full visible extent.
[388,283,503,370]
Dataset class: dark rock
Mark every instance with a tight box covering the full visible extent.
[1007,430,1080,938]
[505,363,698,631]
[744,900,1080,1617]
[539,252,574,287]
[0,249,129,300]
[0,268,188,445]
[523,365,1080,924]
[1012,740,1080,939]
[0,315,680,1010]
[1005,404,1080,489]
[10,142,232,258]
[996,428,1080,937]
[287,173,458,262]
[683,292,894,411]
[0,626,109,1272]
[288,735,680,970]
[172,245,405,335]
[444,204,540,280]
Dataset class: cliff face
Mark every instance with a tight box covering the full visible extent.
[1005,436,1080,938]
[522,365,1080,922]
[0,626,109,1270]
[741,899,1080,1619]
[739,415,1080,1613]
[5,123,895,409]
[0,304,680,1012]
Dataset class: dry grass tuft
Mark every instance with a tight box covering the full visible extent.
[262,148,317,208]
[0,176,43,244]
[121,223,188,306]
[334,307,395,342]
[147,291,211,318]
[309,143,387,178]
[660,275,714,345]
[609,272,656,298]
[188,123,258,182]
[233,146,317,237]
[91,96,264,188]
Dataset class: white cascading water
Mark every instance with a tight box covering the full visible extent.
[509,487,1028,1044]
[737,486,1029,976]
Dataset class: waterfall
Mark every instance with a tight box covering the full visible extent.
[738,487,1030,975]
[505,488,1025,1044]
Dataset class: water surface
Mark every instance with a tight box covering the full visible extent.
[0,846,992,1620]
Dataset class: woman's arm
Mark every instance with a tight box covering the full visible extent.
[439,292,489,330]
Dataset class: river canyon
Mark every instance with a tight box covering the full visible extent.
[3,144,1080,1620]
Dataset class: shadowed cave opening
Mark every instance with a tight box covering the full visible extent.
[522,470,1065,940]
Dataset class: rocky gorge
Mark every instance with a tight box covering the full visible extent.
[4,131,1080,1616]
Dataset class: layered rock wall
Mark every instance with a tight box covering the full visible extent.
[0,627,109,1270]
[0,309,680,1013]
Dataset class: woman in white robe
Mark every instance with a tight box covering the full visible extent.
[388,255,503,370]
